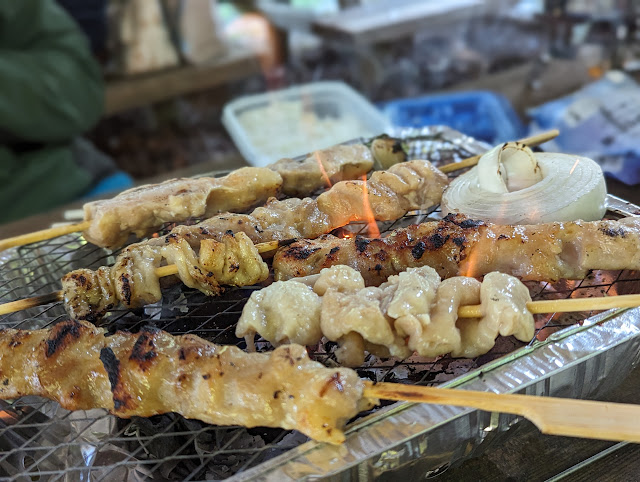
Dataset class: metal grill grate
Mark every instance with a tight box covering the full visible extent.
[1,129,637,481]
[3,209,638,481]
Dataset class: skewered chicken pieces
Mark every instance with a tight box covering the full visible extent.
[237,266,534,366]
[62,231,268,321]
[0,320,375,444]
[274,214,640,283]
[172,159,448,244]
[84,167,283,248]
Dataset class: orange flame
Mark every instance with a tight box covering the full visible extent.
[0,410,14,423]
[360,175,381,237]
[569,158,580,175]
[314,150,333,189]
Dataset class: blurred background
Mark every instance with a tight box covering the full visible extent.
[5,0,640,221]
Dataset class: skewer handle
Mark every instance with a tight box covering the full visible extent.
[439,129,559,174]
[364,381,640,443]
[0,221,91,252]
[457,294,640,318]
[0,291,63,316]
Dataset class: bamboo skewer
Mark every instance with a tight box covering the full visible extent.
[0,130,559,252]
[0,221,91,252]
[364,381,640,443]
[458,294,640,318]
[2,271,640,317]
[438,129,560,174]
[0,291,65,316]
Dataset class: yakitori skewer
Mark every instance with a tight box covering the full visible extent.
[0,238,284,316]
[235,266,637,365]
[0,319,639,444]
[0,130,559,252]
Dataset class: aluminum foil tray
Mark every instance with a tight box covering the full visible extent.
[1,127,638,481]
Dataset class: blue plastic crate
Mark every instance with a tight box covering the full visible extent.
[383,91,525,144]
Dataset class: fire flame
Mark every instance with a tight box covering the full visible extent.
[360,175,381,237]
[314,150,333,189]
[569,158,581,175]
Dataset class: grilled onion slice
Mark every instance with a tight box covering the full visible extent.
[442,143,607,224]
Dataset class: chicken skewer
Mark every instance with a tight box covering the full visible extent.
[1,319,639,445]
[0,144,375,250]
[274,213,640,283]
[0,236,285,319]
[237,265,640,366]
[0,131,558,252]
[238,267,535,366]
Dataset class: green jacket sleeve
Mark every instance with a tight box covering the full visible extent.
[0,0,104,144]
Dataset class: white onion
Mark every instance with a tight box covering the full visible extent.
[441,145,607,225]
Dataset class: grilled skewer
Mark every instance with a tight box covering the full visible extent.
[0,131,558,252]
[0,320,639,445]
[0,144,375,251]
[0,237,286,318]
[238,265,640,366]
[238,267,536,365]
[274,213,640,284]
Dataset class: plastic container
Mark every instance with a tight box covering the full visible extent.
[256,0,338,32]
[382,90,525,144]
[222,81,390,166]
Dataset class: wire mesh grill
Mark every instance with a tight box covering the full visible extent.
[1,130,638,481]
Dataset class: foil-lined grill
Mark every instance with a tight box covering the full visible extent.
[1,127,639,481]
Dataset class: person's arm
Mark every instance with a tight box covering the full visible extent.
[0,0,104,144]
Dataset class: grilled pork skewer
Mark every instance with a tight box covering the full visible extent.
[237,266,535,366]
[3,320,640,445]
[274,213,640,284]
